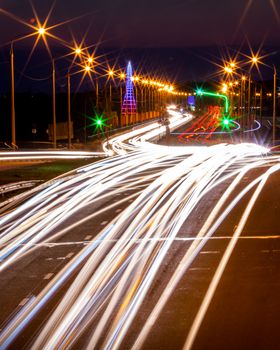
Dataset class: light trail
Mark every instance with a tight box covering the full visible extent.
[172,120,240,135]
[244,119,262,133]
[0,106,278,350]
[0,150,105,161]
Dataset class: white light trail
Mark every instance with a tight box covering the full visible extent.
[0,107,277,350]
[0,150,105,161]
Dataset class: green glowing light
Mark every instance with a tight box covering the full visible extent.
[96,119,102,126]
[220,116,234,131]
[196,89,229,114]
[87,112,108,133]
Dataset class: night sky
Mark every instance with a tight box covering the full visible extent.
[1,0,280,48]
[0,0,280,86]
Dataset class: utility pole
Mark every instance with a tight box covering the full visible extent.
[247,76,251,131]
[273,66,277,145]
[10,42,16,148]
[67,72,71,148]
[52,59,57,148]
[96,80,99,110]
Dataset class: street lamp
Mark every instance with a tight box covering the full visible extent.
[52,59,57,148]
[251,56,259,64]
[107,69,114,113]
[67,69,72,149]
[273,65,277,145]
[119,72,126,126]
[38,27,46,36]
[240,76,246,126]
[8,24,56,148]
[250,56,277,144]
[10,42,16,148]
[65,47,84,149]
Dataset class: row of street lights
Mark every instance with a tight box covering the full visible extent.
[219,54,278,144]
[6,22,187,149]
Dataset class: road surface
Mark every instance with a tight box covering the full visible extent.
[0,107,280,350]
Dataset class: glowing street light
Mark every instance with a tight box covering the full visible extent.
[84,65,91,72]
[120,73,126,80]
[119,72,126,113]
[106,69,115,113]
[221,83,228,93]
[224,66,233,74]
[251,56,259,64]
[37,27,46,35]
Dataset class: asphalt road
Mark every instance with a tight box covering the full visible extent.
[1,163,280,349]
[0,121,280,349]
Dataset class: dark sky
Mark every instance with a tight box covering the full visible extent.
[1,0,280,47]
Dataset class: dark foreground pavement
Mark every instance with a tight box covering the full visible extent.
[0,164,280,350]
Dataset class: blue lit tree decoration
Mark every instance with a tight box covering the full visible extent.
[122,61,137,125]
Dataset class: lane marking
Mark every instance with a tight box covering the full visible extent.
[18,297,29,306]
[84,235,92,241]
[200,251,220,255]
[5,235,280,249]
[43,273,54,280]
[100,221,108,226]
[66,252,75,258]
[115,209,122,213]
[189,267,211,271]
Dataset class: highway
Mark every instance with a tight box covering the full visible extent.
[0,107,280,350]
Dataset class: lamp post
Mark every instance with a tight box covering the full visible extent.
[240,76,246,127]
[52,59,56,148]
[119,73,125,127]
[148,86,152,119]
[65,47,85,149]
[95,80,99,110]
[247,54,278,144]
[141,87,144,122]
[67,70,71,148]
[273,65,277,145]
[108,69,114,113]
[10,42,16,148]
[8,26,54,148]
[247,75,251,130]
[260,86,263,123]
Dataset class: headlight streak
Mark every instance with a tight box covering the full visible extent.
[183,163,280,350]
[0,150,105,161]
[130,158,271,350]
[0,106,277,350]
[243,119,261,133]
[93,147,270,350]
[34,147,270,349]
[172,120,241,136]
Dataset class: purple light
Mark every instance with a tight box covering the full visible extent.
[122,61,137,124]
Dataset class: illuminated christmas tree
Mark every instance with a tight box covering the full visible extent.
[122,61,137,124]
